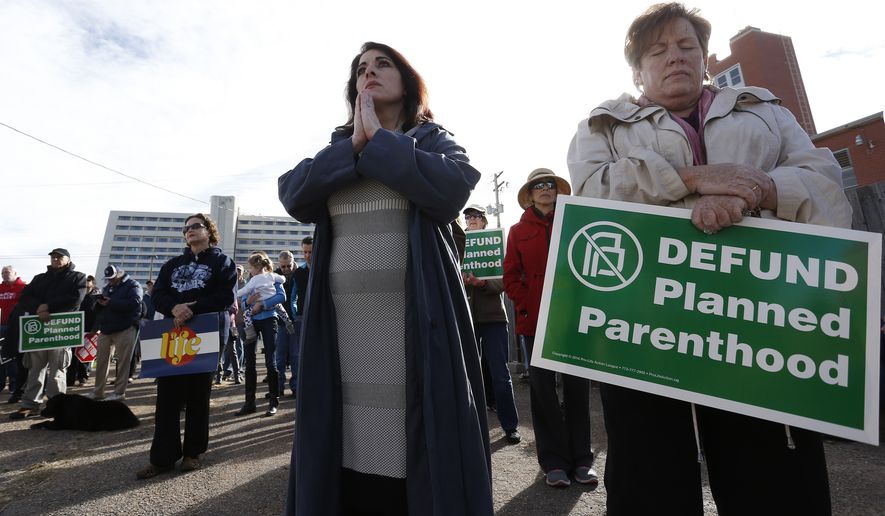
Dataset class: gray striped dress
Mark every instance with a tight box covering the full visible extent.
[327,178,410,478]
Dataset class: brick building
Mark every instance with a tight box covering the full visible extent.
[811,112,884,188]
[708,27,816,135]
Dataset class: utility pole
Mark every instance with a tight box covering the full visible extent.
[148,255,158,281]
[487,171,508,229]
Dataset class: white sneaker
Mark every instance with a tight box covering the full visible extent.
[105,393,124,401]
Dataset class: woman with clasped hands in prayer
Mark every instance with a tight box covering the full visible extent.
[278,42,492,515]
[566,3,851,515]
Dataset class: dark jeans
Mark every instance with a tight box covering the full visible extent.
[600,384,831,516]
[10,355,26,398]
[217,331,240,380]
[66,359,89,384]
[244,317,279,407]
[523,335,592,473]
[275,319,300,394]
[476,322,518,431]
[150,372,213,467]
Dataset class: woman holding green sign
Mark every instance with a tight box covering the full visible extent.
[566,3,850,515]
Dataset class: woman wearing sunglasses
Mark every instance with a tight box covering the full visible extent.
[136,213,237,479]
[503,168,598,489]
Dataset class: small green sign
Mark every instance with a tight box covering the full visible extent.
[19,311,85,352]
[535,196,881,445]
[463,228,505,279]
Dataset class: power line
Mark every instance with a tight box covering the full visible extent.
[0,120,219,208]
[6,181,129,188]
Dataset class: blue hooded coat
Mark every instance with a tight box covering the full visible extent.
[278,123,493,515]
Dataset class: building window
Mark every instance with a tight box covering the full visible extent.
[832,148,858,189]
[714,63,745,88]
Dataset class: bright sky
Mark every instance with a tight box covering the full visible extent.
[1,0,882,282]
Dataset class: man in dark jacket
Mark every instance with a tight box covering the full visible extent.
[8,248,87,419]
[89,265,143,401]
[274,250,298,397]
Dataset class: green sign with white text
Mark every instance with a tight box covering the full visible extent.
[19,311,85,352]
[534,196,881,445]
[463,228,505,279]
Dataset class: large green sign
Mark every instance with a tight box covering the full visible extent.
[19,311,85,352]
[535,196,881,445]
[463,228,505,279]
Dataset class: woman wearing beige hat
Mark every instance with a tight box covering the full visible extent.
[503,168,598,488]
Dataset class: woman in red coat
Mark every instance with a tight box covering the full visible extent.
[503,168,598,488]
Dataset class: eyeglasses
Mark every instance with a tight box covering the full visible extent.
[530,180,556,191]
[279,264,292,270]
[464,213,484,220]
[182,222,207,234]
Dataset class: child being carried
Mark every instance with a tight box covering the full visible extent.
[238,255,294,341]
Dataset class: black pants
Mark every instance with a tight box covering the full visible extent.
[66,359,88,384]
[341,468,408,516]
[150,373,213,467]
[11,355,27,397]
[524,336,592,472]
[244,317,279,407]
[601,384,831,516]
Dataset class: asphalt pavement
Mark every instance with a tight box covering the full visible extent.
[0,364,882,515]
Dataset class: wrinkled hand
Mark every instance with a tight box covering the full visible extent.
[171,301,196,327]
[463,273,486,288]
[37,303,51,323]
[691,195,748,234]
[679,164,773,209]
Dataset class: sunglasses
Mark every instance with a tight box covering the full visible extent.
[530,180,556,191]
[182,222,207,234]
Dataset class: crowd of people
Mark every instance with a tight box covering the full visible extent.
[1,3,854,514]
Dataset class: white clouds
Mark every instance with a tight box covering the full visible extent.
[1,0,881,281]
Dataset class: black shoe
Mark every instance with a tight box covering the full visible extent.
[265,405,278,416]
[221,372,231,382]
[235,404,256,416]
[505,429,522,444]
[10,407,39,420]
[234,376,242,385]
[7,394,21,404]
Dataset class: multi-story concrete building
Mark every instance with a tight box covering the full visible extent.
[708,26,816,135]
[95,195,313,285]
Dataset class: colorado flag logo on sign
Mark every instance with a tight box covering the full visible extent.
[140,313,220,378]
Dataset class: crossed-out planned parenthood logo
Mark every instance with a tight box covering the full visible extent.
[23,319,43,334]
[567,221,643,291]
